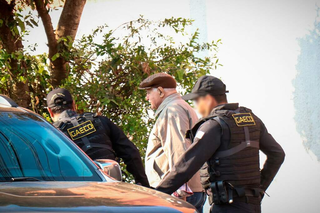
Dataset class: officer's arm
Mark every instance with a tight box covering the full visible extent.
[259,122,285,191]
[103,117,150,187]
[156,120,221,194]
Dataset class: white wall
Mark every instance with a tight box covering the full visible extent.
[25,0,320,212]
[206,1,320,212]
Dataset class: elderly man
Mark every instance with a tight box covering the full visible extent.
[139,73,206,212]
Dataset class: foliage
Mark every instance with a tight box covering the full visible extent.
[0,46,50,115]
[0,15,221,182]
[0,0,86,108]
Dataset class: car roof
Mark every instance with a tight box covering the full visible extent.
[0,95,25,112]
[0,95,18,107]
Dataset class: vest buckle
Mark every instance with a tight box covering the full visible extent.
[215,158,220,166]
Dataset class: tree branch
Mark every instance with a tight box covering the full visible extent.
[56,0,86,41]
[34,0,68,87]
[34,0,87,87]
[34,0,57,58]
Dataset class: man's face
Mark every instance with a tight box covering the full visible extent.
[194,95,212,117]
[146,88,162,110]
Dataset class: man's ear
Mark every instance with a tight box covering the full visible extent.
[207,94,218,108]
[158,87,165,98]
[48,108,54,119]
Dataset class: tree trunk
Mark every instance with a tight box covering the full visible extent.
[35,0,86,87]
[56,0,87,41]
[0,0,30,107]
[34,0,64,88]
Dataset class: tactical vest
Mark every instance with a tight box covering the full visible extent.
[188,107,261,191]
[54,110,116,160]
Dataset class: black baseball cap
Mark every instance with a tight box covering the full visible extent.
[46,88,73,108]
[182,75,229,100]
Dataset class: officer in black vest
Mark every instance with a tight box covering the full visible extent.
[156,76,285,213]
[46,88,149,187]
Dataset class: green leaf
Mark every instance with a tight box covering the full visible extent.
[51,53,60,61]
[30,18,38,27]
[26,20,33,28]
[19,76,26,82]
[1,76,7,83]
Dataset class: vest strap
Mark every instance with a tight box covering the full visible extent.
[214,140,259,158]
[213,116,230,143]
[213,116,259,158]
[88,143,113,149]
[244,126,250,143]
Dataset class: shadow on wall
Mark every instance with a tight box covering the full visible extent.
[293,7,320,160]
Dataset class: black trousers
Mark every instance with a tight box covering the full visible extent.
[210,201,261,213]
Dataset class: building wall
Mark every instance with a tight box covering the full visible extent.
[206,1,320,212]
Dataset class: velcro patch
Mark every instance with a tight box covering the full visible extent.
[232,113,256,127]
[67,120,96,140]
[195,131,205,139]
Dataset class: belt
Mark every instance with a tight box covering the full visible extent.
[233,188,262,205]
[233,187,262,198]
[232,196,261,205]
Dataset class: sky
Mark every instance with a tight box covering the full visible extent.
[24,0,320,212]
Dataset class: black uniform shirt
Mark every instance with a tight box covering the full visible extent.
[54,110,149,187]
[156,103,285,194]
[98,116,150,187]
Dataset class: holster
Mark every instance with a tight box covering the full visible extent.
[209,181,263,205]
[209,181,234,205]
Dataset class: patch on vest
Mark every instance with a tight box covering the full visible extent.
[195,131,205,139]
[67,120,96,140]
[232,113,256,127]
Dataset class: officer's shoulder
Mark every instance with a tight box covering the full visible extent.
[239,106,264,127]
[82,112,109,122]
[199,118,221,132]
[238,106,253,113]
[94,114,110,122]
[239,106,261,117]
[80,112,97,120]
[240,106,262,116]
[81,112,95,117]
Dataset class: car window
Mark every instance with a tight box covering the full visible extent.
[0,111,102,182]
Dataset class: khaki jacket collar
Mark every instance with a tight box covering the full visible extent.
[155,93,181,117]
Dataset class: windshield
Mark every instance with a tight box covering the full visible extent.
[0,110,102,182]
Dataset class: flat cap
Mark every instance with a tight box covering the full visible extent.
[139,73,177,89]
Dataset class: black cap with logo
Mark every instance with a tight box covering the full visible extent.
[182,75,229,100]
[46,88,73,108]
